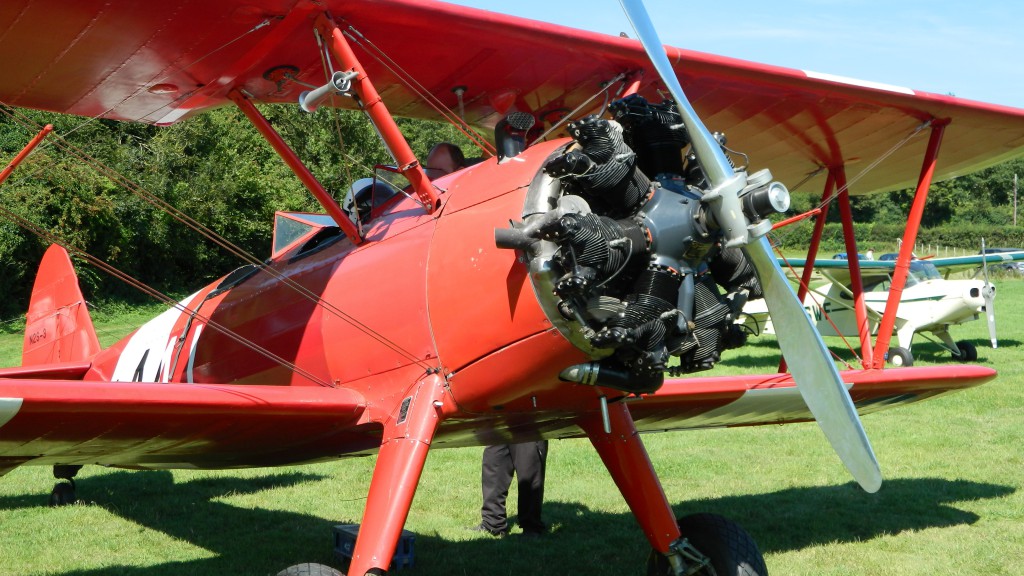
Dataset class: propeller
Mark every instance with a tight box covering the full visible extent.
[981,239,997,348]
[618,0,881,492]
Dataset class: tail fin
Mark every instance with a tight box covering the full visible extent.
[22,244,100,366]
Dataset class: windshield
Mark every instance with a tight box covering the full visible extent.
[905,260,941,286]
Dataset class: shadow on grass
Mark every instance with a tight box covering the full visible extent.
[24,473,1012,576]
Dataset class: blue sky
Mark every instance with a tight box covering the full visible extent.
[447,0,1024,110]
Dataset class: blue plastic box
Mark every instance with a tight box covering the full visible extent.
[333,524,416,570]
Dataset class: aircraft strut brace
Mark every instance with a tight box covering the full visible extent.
[314,13,440,215]
[229,89,364,245]
[835,166,874,367]
[0,123,51,186]
[871,120,949,368]
[578,402,709,574]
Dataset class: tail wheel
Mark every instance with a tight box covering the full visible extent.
[953,340,978,362]
[887,346,913,367]
[276,564,344,576]
[646,513,768,576]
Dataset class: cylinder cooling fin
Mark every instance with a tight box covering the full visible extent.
[495,96,788,395]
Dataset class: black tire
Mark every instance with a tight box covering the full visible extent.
[887,346,913,367]
[953,340,978,362]
[276,563,344,576]
[646,513,768,576]
[49,481,76,507]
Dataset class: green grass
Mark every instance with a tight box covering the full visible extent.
[1,283,1023,575]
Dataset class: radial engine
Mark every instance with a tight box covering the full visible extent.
[496,95,790,393]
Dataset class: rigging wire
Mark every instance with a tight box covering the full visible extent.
[532,73,628,144]
[772,120,932,247]
[764,120,934,367]
[341,25,496,157]
[0,105,435,373]
[0,201,337,387]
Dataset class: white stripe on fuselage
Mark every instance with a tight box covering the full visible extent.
[112,293,200,383]
[0,398,23,429]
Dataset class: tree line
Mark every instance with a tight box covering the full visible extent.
[1,104,1021,321]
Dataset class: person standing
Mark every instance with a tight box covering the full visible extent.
[475,440,548,536]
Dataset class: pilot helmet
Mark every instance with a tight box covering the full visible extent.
[343,178,377,224]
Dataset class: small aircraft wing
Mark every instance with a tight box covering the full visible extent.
[779,257,895,287]
[0,379,369,469]
[2,0,1024,195]
[927,251,1024,275]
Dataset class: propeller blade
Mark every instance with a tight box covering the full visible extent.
[618,0,881,492]
[984,286,997,348]
[981,239,997,348]
[745,238,881,492]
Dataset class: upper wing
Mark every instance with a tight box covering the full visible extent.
[2,0,1023,195]
[0,379,369,469]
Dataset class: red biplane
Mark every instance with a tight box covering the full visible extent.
[1,1,1022,574]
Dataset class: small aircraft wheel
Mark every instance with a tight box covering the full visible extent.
[887,347,914,367]
[953,340,978,362]
[275,563,344,576]
[646,513,767,576]
[49,480,76,507]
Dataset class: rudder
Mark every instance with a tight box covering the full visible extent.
[22,244,100,366]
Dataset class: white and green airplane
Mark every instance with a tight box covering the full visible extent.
[740,250,1024,366]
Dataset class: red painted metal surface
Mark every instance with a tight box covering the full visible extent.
[315,13,439,213]
[350,374,445,575]
[1,1,1022,196]
[871,121,949,368]
[835,168,874,367]
[0,2,1016,571]
[22,245,100,366]
[0,124,51,185]
[580,402,682,552]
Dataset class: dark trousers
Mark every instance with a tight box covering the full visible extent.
[480,440,548,533]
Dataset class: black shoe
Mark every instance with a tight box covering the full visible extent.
[520,522,547,537]
[469,523,508,537]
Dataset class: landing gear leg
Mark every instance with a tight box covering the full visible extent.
[50,464,81,506]
[579,400,766,575]
[280,374,445,576]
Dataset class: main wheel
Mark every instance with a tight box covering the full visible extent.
[49,480,76,507]
[276,563,344,576]
[953,340,978,362]
[646,513,768,576]
[887,346,913,367]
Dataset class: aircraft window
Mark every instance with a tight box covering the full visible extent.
[292,226,343,260]
[272,212,340,258]
[909,261,941,281]
[843,277,890,299]
[274,216,313,254]
[865,278,890,292]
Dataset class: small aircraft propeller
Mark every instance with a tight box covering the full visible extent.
[981,239,998,348]
[618,0,881,492]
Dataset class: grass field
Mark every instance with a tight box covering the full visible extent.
[1,281,1022,575]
